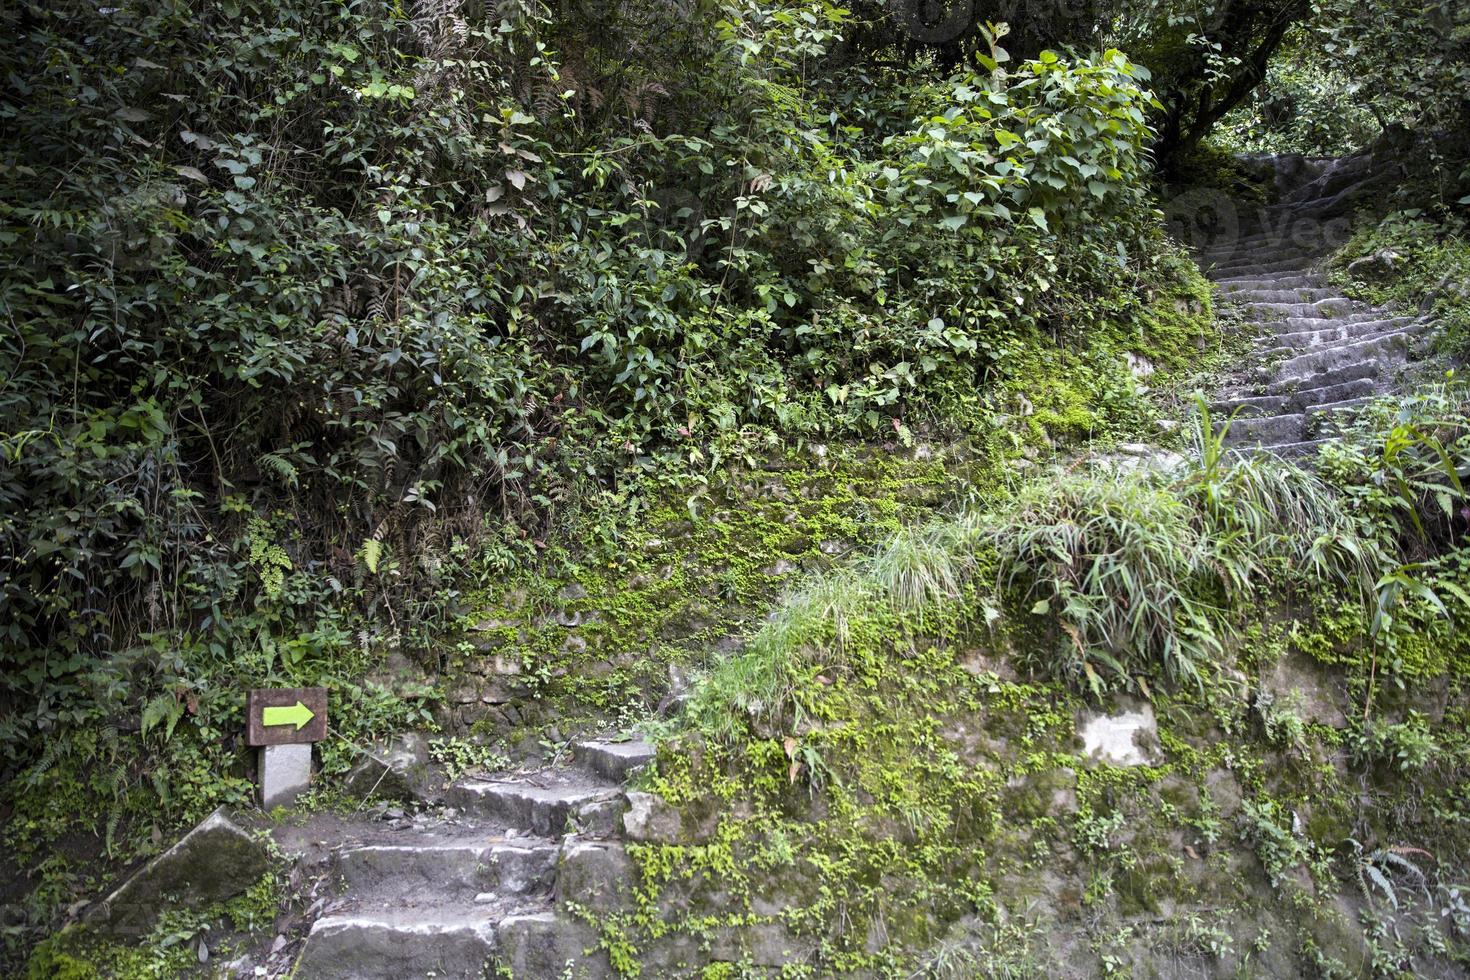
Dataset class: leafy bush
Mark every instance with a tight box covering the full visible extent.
[1214,32,1389,157]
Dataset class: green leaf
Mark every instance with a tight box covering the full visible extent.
[361,538,382,574]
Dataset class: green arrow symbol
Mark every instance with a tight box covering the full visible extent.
[261,701,315,731]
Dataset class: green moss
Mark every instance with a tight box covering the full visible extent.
[23,942,99,980]
[19,870,284,980]
[442,443,981,739]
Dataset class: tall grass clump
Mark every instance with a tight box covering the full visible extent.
[685,572,873,743]
[1183,402,1382,602]
[1319,382,1470,558]
[983,469,1224,693]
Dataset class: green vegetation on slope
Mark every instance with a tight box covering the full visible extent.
[624,390,1470,976]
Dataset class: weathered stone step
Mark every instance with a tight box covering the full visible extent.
[296,905,508,980]
[448,774,621,837]
[1268,438,1333,459]
[1274,330,1418,382]
[1270,316,1414,343]
[1275,311,1412,333]
[1261,359,1381,396]
[1204,251,1328,273]
[1204,257,1319,279]
[1261,321,1419,355]
[1201,238,1329,259]
[557,840,636,914]
[573,739,656,784]
[1306,396,1373,423]
[1221,287,1343,305]
[498,910,610,978]
[1211,394,1289,419]
[1294,377,1382,408]
[1201,231,1334,253]
[337,836,558,898]
[1212,377,1380,419]
[1214,274,1326,291]
[1219,369,1380,405]
[1239,297,1361,320]
[1222,412,1306,446]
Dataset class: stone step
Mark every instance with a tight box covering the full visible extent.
[1219,369,1380,405]
[1204,257,1320,279]
[1203,249,1325,268]
[1269,317,1408,344]
[336,836,558,899]
[1211,376,1381,417]
[1274,330,1417,383]
[1262,359,1381,396]
[1211,394,1289,419]
[1214,274,1327,291]
[1275,312,1412,333]
[1222,412,1306,447]
[498,910,610,978]
[1221,287,1342,305]
[296,904,512,980]
[1267,438,1333,459]
[1260,321,1420,356]
[1239,297,1362,320]
[448,774,621,838]
[1293,377,1382,409]
[557,840,636,914]
[1201,238,1329,259]
[1213,376,1381,419]
[1306,396,1374,423]
[573,739,656,784]
[1201,231,1334,253]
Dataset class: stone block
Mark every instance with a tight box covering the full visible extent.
[344,733,437,802]
[622,791,684,843]
[1079,703,1160,767]
[85,808,269,936]
[1261,651,1347,728]
[557,841,634,914]
[496,911,609,979]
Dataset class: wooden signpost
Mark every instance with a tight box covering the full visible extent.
[246,687,328,746]
[247,687,327,809]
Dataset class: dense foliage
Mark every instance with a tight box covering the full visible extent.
[0,0,1178,929]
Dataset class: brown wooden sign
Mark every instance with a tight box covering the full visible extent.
[246,687,328,746]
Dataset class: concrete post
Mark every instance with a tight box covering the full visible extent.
[258,743,313,809]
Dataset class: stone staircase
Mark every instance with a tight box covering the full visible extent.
[293,738,652,979]
[1193,158,1437,456]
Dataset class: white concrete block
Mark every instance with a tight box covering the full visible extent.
[259,743,313,808]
